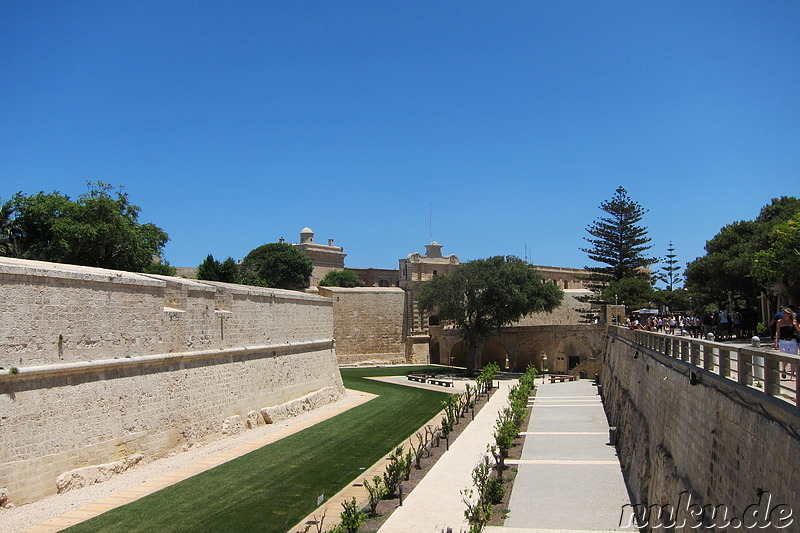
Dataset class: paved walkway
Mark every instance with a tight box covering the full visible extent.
[13,376,636,533]
[487,379,635,533]
[378,380,513,533]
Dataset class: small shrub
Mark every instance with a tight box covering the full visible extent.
[339,497,365,533]
[486,476,505,504]
[363,476,384,517]
[383,446,405,497]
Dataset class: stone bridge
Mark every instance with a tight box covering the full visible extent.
[428,324,606,376]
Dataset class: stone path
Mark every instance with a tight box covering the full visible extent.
[487,379,635,533]
[378,380,514,533]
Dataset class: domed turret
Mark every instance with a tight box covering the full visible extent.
[299,227,314,244]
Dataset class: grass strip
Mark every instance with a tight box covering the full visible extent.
[65,366,451,533]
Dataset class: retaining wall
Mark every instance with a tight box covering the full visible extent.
[0,258,344,504]
[317,286,406,364]
[602,327,799,529]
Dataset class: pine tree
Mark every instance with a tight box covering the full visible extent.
[581,186,656,281]
[659,241,682,291]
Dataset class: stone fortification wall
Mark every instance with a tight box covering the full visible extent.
[0,258,344,505]
[514,289,592,326]
[601,327,799,528]
[317,286,406,364]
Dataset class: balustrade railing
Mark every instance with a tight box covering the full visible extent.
[610,326,799,408]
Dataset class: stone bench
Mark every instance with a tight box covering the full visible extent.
[548,374,577,383]
[407,374,428,383]
[428,378,454,387]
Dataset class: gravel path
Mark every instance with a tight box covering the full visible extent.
[0,390,364,533]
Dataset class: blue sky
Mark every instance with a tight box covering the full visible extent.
[2,1,798,284]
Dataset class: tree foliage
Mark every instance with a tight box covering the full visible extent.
[581,186,656,281]
[685,197,800,309]
[239,242,312,289]
[0,197,14,256]
[751,212,800,302]
[658,241,682,291]
[2,182,170,273]
[601,276,655,311]
[319,269,363,288]
[197,254,239,283]
[417,256,563,375]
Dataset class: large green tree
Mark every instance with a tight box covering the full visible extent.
[417,256,563,376]
[197,254,239,283]
[319,269,362,288]
[581,186,656,281]
[3,182,169,272]
[751,212,800,303]
[601,276,655,311]
[685,197,800,309]
[239,242,313,290]
[0,197,14,256]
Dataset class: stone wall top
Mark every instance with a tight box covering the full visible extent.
[317,286,404,295]
[0,257,164,288]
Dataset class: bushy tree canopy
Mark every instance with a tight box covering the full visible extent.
[601,276,655,311]
[2,182,169,273]
[319,269,362,287]
[581,186,656,281]
[418,256,563,375]
[685,197,800,308]
[240,242,312,289]
[751,212,800,302]
[197,254,239,283]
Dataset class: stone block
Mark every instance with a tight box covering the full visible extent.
[55,453,144,493]
[221,415,245,436]
[246,410,262,429]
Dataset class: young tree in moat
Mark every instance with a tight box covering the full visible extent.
[417,256,563,376]
[581,186,657,281]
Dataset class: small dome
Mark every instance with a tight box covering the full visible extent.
[299,227,314,244]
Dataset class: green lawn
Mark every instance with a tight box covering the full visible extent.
[65,366,451,533]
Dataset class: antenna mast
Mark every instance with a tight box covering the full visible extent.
[429,203,432,242]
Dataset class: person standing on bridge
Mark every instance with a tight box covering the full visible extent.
[774,307,799,378]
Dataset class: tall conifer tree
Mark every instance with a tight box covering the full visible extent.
[581,186,656,281]
[659,241,682,291]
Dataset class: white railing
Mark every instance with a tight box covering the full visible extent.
[610,326,800,408]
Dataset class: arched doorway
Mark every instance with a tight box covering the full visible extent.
[481,341,510,370]
[554,337,593,372]
[449,341,467,368]
[430,341,441,365]
[515,340,545,373]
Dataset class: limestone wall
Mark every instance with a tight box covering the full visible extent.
[317,286,406,364]
[514,289,593,326]
[0,258,344,505]
[601,326,799,528]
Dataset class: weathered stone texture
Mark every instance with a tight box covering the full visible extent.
[514,290,593,326]
[0,258,344,505]
[317,286,405,364]
[55,454,144,493]
[602,328,800,527]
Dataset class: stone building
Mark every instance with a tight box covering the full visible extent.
[289,227,346,287]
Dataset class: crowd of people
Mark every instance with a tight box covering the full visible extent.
[625,307,800,377]
[626,309,749,339]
